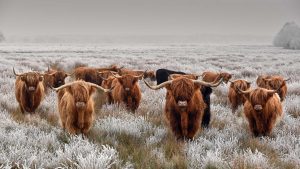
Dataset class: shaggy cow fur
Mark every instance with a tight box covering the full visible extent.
[228,79,251,113]
[118,68,156,81]
[14,70,45,114]
[111,74,142,111]
[74,66,120,85]
[155,69,212,128]
[145,76,207,139]
[242,88,283,136]
[256,75,288,101]
[202,71,232,84]
[55,81,110,135]
[101,76,116,104]
[43,68,69,93]
[256,75,272,88]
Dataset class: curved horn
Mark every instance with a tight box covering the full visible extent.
[111,71,122,78]
[88,83,113,93]
[13,67,21,76]
[99,75,107,81]
[143,78,172,90]
[265,89,277,95]
[192,73,202,79]
[168,74,184,80]
[201,73,206,79]
[51,81,76,91]
[193,78,223,87]
[237,87,253,94]
[133,72,145,79]
[284,78,291,82]
[169,74,175,80]
[48,66,50,72]
[229,80,251,84]
[245,80,251,85]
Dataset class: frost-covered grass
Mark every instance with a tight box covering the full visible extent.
[0,43,299,168]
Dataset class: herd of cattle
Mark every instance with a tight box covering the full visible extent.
[13,65,290,139]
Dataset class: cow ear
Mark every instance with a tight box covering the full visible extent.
[133,77,139,84]
[267,91,276,98]
[20,75,26,81]
[247,83,251,88]
[165,84,171,90]
[117,78,123,85]
[242,93,250,102]
[65,86,72,95]
[194,83,201,90]
[89,86,96,94]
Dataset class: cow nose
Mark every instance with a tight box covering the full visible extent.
[76,102,86,108]
[28,86,36,91]
[254,105,263,111]
[177,100,188,107]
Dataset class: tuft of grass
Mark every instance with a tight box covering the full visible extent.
[238,137,279,164]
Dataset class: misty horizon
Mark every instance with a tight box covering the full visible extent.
[1,0,300,39]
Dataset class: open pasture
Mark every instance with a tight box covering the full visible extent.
[0,43,299,169]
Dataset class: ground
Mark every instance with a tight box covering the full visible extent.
[0,43,299,169]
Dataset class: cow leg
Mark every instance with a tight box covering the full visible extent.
[108,94,113,104]
[82,122,92,135]
[66,117,77,135]
[231,104,238,114]
[201,87,212,128]
[187,111,201,139]
[180,112,188,137]
[264,116,276,136]
[248,116,259,137]
[201,105,210,128]
[19,104,25,114]
[169,111,182,139]
[230,98,238,114]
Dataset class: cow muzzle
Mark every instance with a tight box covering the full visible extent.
[254,104,263,111]
[28,86,36,91]
[177,100,188,107]
[76,102,86,109]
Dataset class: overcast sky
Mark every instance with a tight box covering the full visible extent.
[0,0,299,37]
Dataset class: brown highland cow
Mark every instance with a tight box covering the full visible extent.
[14,68,45,114]
[118,68,156,81]
[43,67,71,93]
[74,65,121,85]
[101,76,116,104]
[239,87,283,136]
[256,75,289,101]
[202,71,232,84]
[144,75,223,139]
[111,73,143,111]
[52,80,112,135]
[228,79,251,113]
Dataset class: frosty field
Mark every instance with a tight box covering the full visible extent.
[0,43,299,169]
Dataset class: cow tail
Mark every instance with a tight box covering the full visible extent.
[181,112,188,136]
